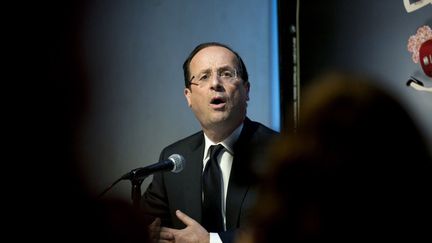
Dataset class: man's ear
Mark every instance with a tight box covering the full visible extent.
[184,88,192,107]
[244,81,250,101]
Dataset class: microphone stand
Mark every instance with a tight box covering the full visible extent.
[128,167,153,209]
[131,178,144,209]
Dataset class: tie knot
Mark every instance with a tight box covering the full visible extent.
[209,144,224,160]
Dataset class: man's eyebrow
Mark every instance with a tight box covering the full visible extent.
[218,65,234,71]
[195,65,234,76]
[196,68,211,75]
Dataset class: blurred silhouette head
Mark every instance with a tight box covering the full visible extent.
[246,72,432,242]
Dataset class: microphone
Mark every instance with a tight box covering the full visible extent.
[98,154,185,199]
[121,154,186,181]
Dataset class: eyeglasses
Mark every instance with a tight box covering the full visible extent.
[189,67,238,87]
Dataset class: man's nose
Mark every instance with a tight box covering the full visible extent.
[210,73,223,88]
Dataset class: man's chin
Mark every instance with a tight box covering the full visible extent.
[209,116,229,124]
[209,113,244,127]
[203,113,228,125]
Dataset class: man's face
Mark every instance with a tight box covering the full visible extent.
[184,46,250,131]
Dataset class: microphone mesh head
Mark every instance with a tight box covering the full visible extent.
[168,154,185,173]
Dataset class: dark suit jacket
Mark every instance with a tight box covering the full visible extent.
[142,117,278,242]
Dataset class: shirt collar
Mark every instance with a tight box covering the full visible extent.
[203,123,244,160]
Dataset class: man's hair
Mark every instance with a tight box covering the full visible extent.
[183,42,249,88]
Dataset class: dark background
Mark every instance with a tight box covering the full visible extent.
[279,0,432,143]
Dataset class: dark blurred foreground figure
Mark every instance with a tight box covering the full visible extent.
[17,1,153,242]
[236,72,432,242]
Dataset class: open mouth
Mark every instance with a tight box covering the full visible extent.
[210,97,227,109]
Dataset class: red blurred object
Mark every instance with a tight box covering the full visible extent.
[419,39,432,78]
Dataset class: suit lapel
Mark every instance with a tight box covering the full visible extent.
[225,118,256,229]
[225,156,250,229]
[180,134,205,223]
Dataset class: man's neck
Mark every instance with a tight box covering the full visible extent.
[202,119,244,143]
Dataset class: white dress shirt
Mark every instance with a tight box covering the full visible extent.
[202,123,243,243]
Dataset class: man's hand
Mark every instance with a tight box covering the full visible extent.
[159,210,210,243]
[149,217,174,243]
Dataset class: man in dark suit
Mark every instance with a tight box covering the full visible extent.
[142,42,278,243]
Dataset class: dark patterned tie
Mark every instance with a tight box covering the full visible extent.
[202,144,224,232]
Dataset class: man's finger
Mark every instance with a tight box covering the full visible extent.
[159,227,176,240]
[158,240,174,243]
[158,231,174,241]
[148,218,162,241]
[149,218,161,228]
[175,209,197,226]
